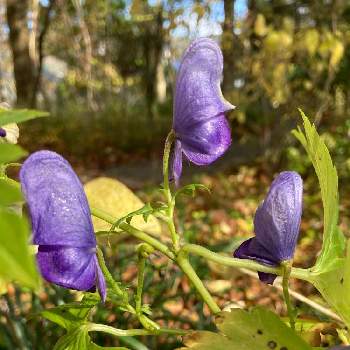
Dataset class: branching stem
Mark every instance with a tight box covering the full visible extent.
[87,323,187,337]
[162,130,179,250]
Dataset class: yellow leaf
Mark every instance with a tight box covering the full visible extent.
[0,279,8,295]
[254,14,267,37]
[265,31,292,52]
[330,40,344,68]
[84,177,162,236]
[304,29,319,56]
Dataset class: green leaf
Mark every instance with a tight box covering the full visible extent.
[0,144,27,163]
[41,293,100,330]
[0,210,39,289]
[175,184,210,198]
[112,202,162,230]
[119,337,148,350]
[292,109,345,271]
[308,241,350,329]
[54,326,130,350]
[49,294,126,350]
[53,326,90,350]
[0,179,22,206]
[179,307,312,350]
[0,109,48,126]
[90,344,129,350]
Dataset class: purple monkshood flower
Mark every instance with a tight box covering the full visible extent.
[0,128,6,137]
[234,171,303,284]
[172,38,235,185]
[20,150,106,301]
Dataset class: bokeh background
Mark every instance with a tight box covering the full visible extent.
[1,0,350,349]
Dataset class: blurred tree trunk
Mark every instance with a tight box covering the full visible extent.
[29,0,38,63]
[247,0,258,51]
[6,0,36,107]
[222,0,235,94]
[31,0,57,107]
[73,0,95,111]
[143,6,164,121]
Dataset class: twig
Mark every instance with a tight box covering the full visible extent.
[240,268,342,323]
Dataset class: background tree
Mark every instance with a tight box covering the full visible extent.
[222,0,235,94]
[1,0,350,174]
[6,0,36,107]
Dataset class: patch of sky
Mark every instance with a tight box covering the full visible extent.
[167,0,247,39]
[122,1,248,33]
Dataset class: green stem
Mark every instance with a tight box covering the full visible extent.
[176,251,221,314]
[281,260,296,330]
[97,245,159,329]
[0,175,21,189]
[162,130,179,250]
[135,254,146,314]
[92,207,313,317]
[120,222,175,260]
[3,163,21,170]
[96,247,132,310]
[134,244,155,320]
[162,130,175,202]
[87,323,188,337]
[181,243,312,282]
[167,202,179,251]
[92,208,220,314]
[91,207,175,260]
[135,245,160,331]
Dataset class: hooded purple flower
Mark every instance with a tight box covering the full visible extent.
[20,151,106,301]
[234,171,303,284]
[172,38,235,184]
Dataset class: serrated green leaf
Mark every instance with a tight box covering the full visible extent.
[141,304,152,316]
[178,307,312,350]
[0,210,39,289]
[0,179,22,206]
[54,324,130,350]
[292,110,345,271]
[308,241,350,329]
[0,109,48,126]
[41,293,100,330]
[0,144,27,163]
[175,184,210,198]
[114,203,154,229]
[54,326,90,350]
[42,308,86,331]
[50,294,127,350]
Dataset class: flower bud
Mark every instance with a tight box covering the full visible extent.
[234,171,303,284]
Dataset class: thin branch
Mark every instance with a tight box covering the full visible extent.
[241,268,342,323]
